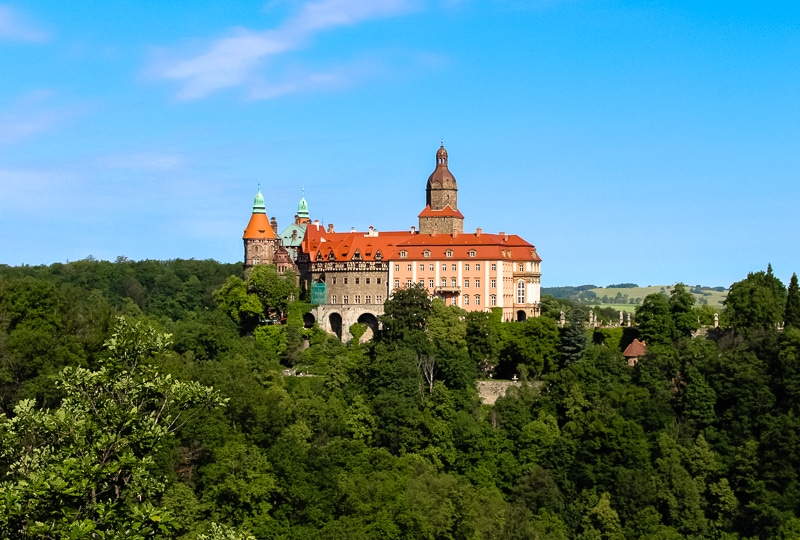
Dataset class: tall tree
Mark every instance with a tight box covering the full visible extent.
[636,293,674,345]
[0,317,225,539]
[378,283,432,348]
[560,307,587,366]
[785,273,800,329]
[669,283,699,339]
[724,265,786,332]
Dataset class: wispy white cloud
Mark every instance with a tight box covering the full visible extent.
[0,91,85,145]
[151,0,419,100]
[0,5,48,42]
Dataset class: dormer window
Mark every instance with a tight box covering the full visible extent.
[400,250,407,258]
[445,250,453,258]
[353,249,362,260]
[469,250,476,257]
[375,250,382,260]
[328,249,336,261]
[423,250,431,258]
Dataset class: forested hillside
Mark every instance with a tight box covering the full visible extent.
[2,259,800,539]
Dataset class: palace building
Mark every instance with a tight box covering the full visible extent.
[243,144,542,339]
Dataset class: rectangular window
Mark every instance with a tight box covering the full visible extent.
[475,278,481,288]
[343,295,349,304]
[365,295,371,304]
[464,295,469,306]
[464,279,470,288]
[476,264,481,271]
[343,277,348,285]
[332,277,337,285]
[366,277,371,284]
[331,295,337,304]
[465,264,469,271]
[519,264,524,271]
[429,279,434,288]
[394,279,400,288]
[475,295,481,306]
[355,295,361,304]
[420,264,425,271]
[491,295,497,306]
[491,279,496,288]
[355,277,360,284]
[377,277,382,284]
[451,278,457,287]
[395,264,400,271]
[442,264,447,271]
[407,264,412,271]
[452,264,457,271]
[491,263,497,271]
[441,277,447,286]
[429,264,434,271]
[377,295,383,303]
[406,279,412,288]
[418,279,424,285]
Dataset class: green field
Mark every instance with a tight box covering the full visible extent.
[588,285,728,308]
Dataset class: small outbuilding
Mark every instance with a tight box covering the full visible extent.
[623,339,647,366]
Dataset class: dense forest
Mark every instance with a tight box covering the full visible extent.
[1,258,800,539]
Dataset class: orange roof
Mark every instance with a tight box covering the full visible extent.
[417,205,465,219]
[623,339,647,358]
[243,213,277,239]
[301,223,541,263]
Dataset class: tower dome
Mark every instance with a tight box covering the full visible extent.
[252,187,266,214]
[297,189,309,220]
[426,142,458,208]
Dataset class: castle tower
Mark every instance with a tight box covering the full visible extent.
[297,189,310,224]
[418,143,465,235]
[243,187,280,270]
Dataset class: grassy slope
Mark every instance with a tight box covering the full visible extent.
[588,285,728,308]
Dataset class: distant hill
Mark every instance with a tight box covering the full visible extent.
[542,283,728,309]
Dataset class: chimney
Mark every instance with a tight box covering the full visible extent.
[410,225,416,234]
[351,227,356,233]
[452,225,459,238]
[327,223,335,233]
[294,214,300,225]
[270,216,278,234]
[314,219,320,230]
[476,227,482,237]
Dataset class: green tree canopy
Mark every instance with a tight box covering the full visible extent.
[724,264,786,332]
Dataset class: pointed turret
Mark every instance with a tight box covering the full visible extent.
[243,186,280,271]
[297,189,310,224]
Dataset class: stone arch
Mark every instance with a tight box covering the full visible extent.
[356,312,379,342]
[516,310,527,322]
[303,312,316,329]
[329,312,343,340]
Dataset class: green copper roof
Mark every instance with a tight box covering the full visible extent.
[252,187,266,214]
[297,189,309,218]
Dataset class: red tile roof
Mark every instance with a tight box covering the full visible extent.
[301,223,541,263]
[623,339,647,358]
[417,205,465,219]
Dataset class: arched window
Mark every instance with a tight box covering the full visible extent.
[445,250,453,257]
[517,281,525,304]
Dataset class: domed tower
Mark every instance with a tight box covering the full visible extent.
[418,143,465,235]
[243,187,280,271]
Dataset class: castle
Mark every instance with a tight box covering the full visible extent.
[242,144,542,339]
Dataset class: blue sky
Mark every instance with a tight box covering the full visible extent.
[1,0,798,287]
